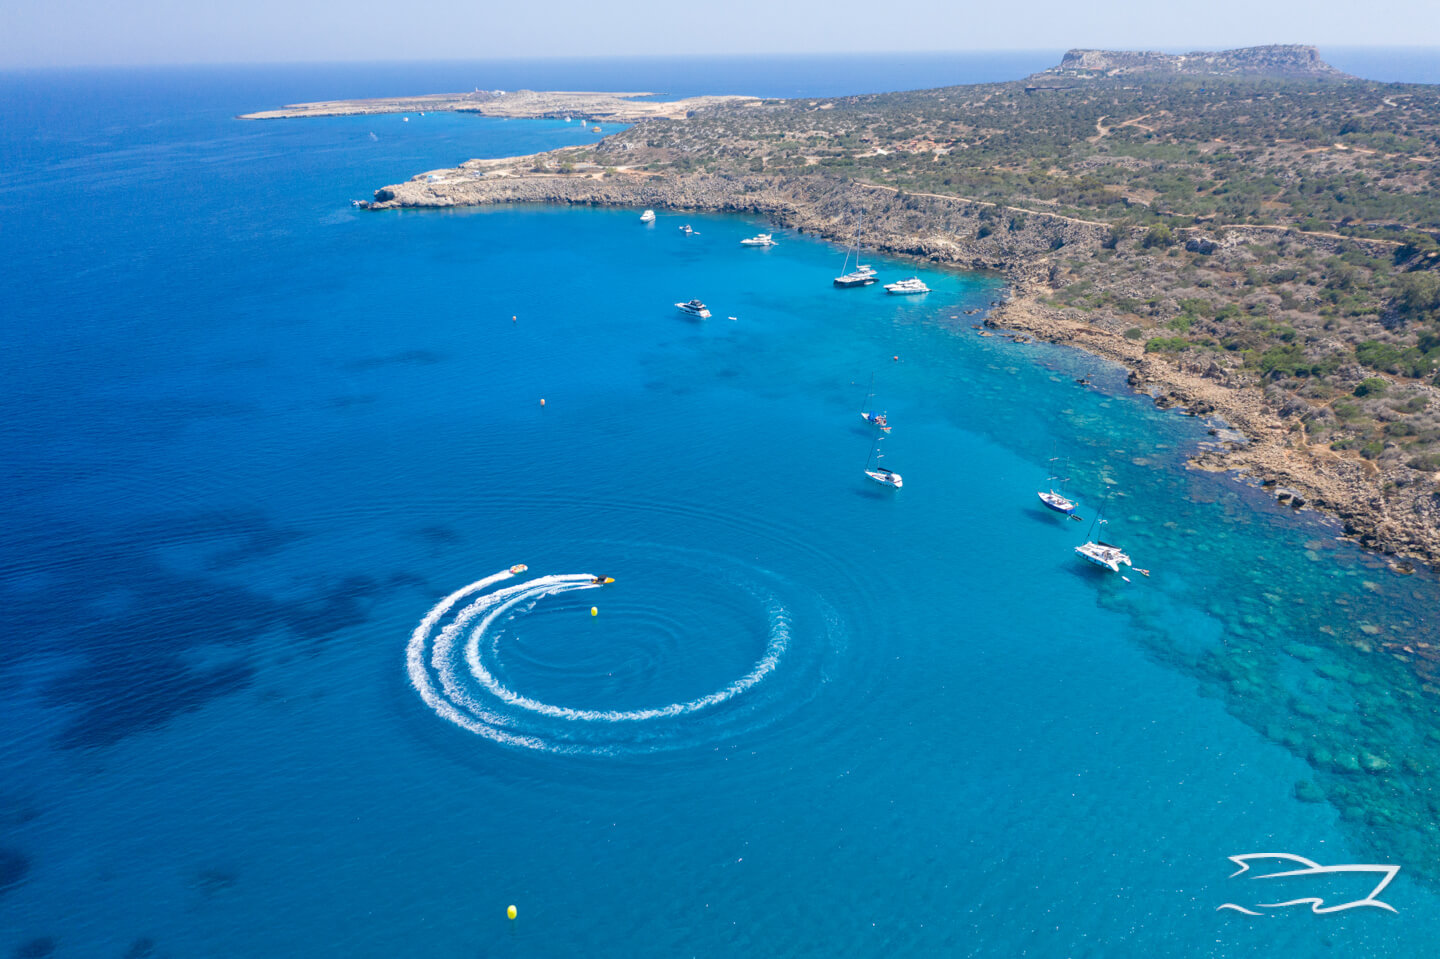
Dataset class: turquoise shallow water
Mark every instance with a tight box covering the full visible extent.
[3,64,1440,957]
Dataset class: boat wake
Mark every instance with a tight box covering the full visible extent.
[408,559,831,756]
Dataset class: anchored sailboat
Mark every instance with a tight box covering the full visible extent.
[858,374,891,431]
[834,213,877,288]
[1038,456,1076,514]
[864,432,903,488]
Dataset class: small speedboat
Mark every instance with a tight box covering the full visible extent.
[590,575,615,585]
[1075,541,1131,573]
[865,466,903,488]
[741,233,778,247]
[679,224,698,235]
[640,209,656,223]
[509,564,528,574]
[676,299,712,319]
[884,277,930,295]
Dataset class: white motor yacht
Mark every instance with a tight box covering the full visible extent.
[640,209,656,223]
[675,299,712,319]
[741,233,778,246]
[884,277,930,295]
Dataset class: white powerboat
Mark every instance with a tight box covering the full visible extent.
[640,209,655,223]
[884,277,930,295]
[676,299,711,319]
[741,233,778,246]
[679,224,698,235]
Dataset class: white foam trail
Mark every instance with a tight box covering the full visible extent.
[464,590,787,721]
[406,569,560,750]
[407,568,789,753]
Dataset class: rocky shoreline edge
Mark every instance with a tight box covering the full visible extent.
[365,163,1440,570]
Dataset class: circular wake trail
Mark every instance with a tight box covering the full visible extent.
[406,565,803,756]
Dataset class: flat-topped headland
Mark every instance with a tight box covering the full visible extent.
[333,45,1440,567]
[239,89,758,121]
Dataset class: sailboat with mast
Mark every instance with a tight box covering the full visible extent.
[834,213,878,288]
[863,432,903,488]
[1037,456,1076,514]
[1074,507,1131,573]
[858,374,891,431]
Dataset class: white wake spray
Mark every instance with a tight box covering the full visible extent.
[407,568,789,754]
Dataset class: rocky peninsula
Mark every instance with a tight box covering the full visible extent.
[239,89,757,122]
[346,47,1440,568]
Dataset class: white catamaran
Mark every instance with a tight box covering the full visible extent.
[1074,510,1131,573]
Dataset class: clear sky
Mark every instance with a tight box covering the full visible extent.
[3,0,1437,69]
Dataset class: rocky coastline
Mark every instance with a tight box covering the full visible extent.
[364,162,1440,570]
[240,90,758,122]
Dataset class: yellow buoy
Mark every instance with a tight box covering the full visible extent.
[590,606,598,616]
[507,905,517,920]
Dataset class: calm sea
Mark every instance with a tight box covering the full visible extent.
[2,54,1440,958]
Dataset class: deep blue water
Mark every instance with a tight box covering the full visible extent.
[3,59,1440,957]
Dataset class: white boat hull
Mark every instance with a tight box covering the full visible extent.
[1075,542,1131,573]
[1038,491,1076,514]
[865,469,903,488]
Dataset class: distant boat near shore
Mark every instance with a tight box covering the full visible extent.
[640,209,655,223]
[834,213,877,287]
